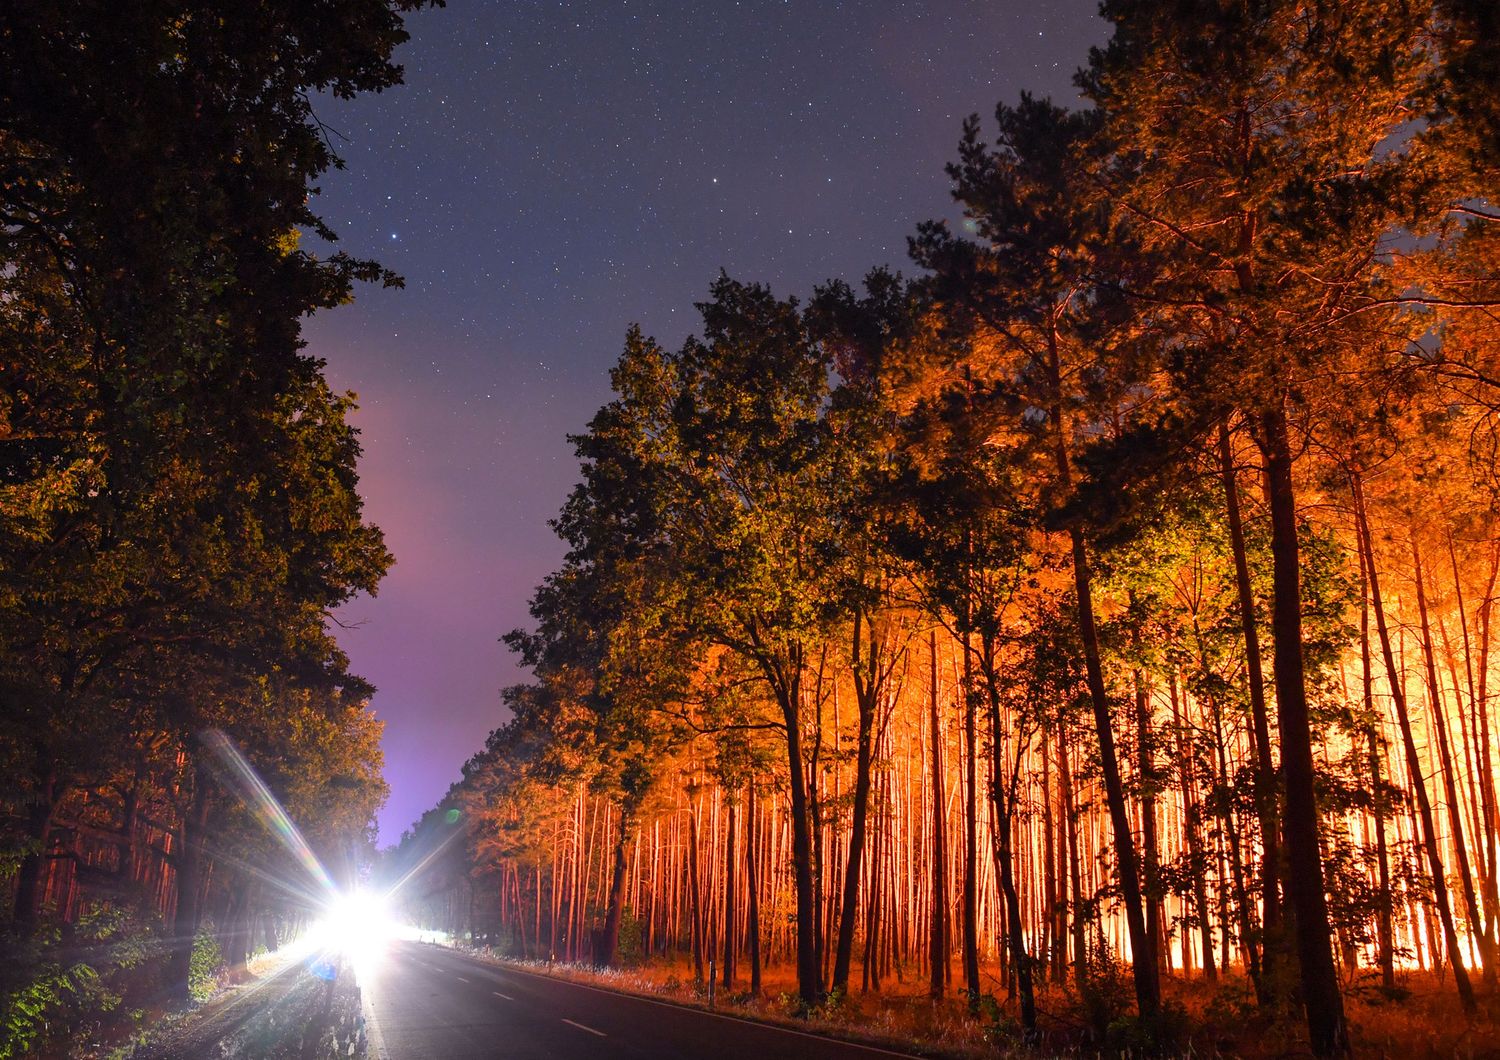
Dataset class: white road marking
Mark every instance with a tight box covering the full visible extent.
[561,1018,607,1037]
[362,981,390,1060]
[493,991,513,1000]
[499,961,920,1057]
[455,975,471,983]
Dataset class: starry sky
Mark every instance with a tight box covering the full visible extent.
[305,0,1109,845]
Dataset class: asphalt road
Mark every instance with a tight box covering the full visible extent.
[361,942,920,1060]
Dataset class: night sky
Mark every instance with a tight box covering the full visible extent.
[305,0,1108,844]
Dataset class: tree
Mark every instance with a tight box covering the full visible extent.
[911,95,1163,1019]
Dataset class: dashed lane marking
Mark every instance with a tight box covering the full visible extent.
[493,991,514,1000]
[561,1018,607,1037]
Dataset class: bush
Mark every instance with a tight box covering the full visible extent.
[188,923,224,1002]
[615,911,645,968]
[0,905,163,1058]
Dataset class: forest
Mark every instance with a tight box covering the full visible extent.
[389,1,1500,1056]
[0,2,429,1055]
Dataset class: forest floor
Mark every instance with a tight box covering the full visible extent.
[438,943,1500,1058]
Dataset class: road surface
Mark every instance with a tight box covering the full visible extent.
[361,942,920,1059]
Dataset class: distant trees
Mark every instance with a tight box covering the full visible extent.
[0,0,425,1032]
[400,2,1499,1056]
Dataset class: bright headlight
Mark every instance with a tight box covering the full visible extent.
[311,889,394,968]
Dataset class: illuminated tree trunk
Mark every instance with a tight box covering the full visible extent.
[722,799,737,990]
[1134,667,1164,977]
[688,793,705,983]
[1256,404,1348,1055]
[960,629,981,1006]
[1356,540,1396,991]
[833,609,880,994]
[928,628,948,999]
[1218,421,1281,998]
[1170,671,1215,982]
[1353,473,1474,1015]
[1058,725,1086,983]
[983,654,1036,1038]
[1412,534,1495,987]
[1472,547,1500,953]
[747,781,762,996]
[1046,324,1158,1016]
[600,804,633,968]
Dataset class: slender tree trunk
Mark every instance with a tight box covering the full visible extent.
[985,671,1037,1038]
[688,795,705,983]
[834,611,879,994]
[1470,545,1500,953]
[1170,671,1215,982]
[1255,404,1348,1055]
[1219,421,1282,998]
[1059,725,1086,983]
[1048,326,1158,1016]
[773,659,823,1005]
[1412,534,1496,987]
[1134,668,1164,977]
[928,629,948,1000]
[1042,721,1065,983]
[723,799,737,990]
[1357,539,1396,991]
[960,630,981,1007]
[169,759,214,1000]
[600,805,632,968]
[1068,526,1158,1014]
[1353,473,1475,1015]
[747,782,762,996]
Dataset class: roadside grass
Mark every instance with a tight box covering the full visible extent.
[429,941,1500,1058]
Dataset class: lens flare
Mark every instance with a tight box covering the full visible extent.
[310,889,398,971]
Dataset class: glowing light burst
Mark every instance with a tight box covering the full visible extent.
[203,729,337,899]
[307,889,401,972]
[201,729,408,974]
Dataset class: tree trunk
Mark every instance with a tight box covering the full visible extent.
[747,781,763,996]
[1058,725,1086,984]
[1134,668,1164,977]
[928,629,948,999]
[1047,325,1158,1016]
[775,661,823,1005]
[723,800,737,990]
[168,758,214,1000]
[1069,526,1159,1014]
[1169,671,1215,982]
[1255,405,1348,1055]
[688,796,705,983]
[599,805,632,968]
[1219,421,1282,999]
[833,611,879,994]
[960,630,981,1007]
[1348,488,1474,1014]
[12,768,62,927]
[1356,540,1396,991]
[985,670,1036,1039]
[1412,534,1496,988]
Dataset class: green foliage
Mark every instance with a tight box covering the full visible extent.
[614,910,645,968]
[0,906,163,1058]
[189,923,224,1002]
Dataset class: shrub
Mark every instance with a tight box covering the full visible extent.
[188,922,224,1002]
[0,905,162,1058]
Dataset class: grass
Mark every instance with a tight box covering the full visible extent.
[433,943,1500,1058]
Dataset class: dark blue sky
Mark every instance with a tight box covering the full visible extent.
[305,0,1108,844]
